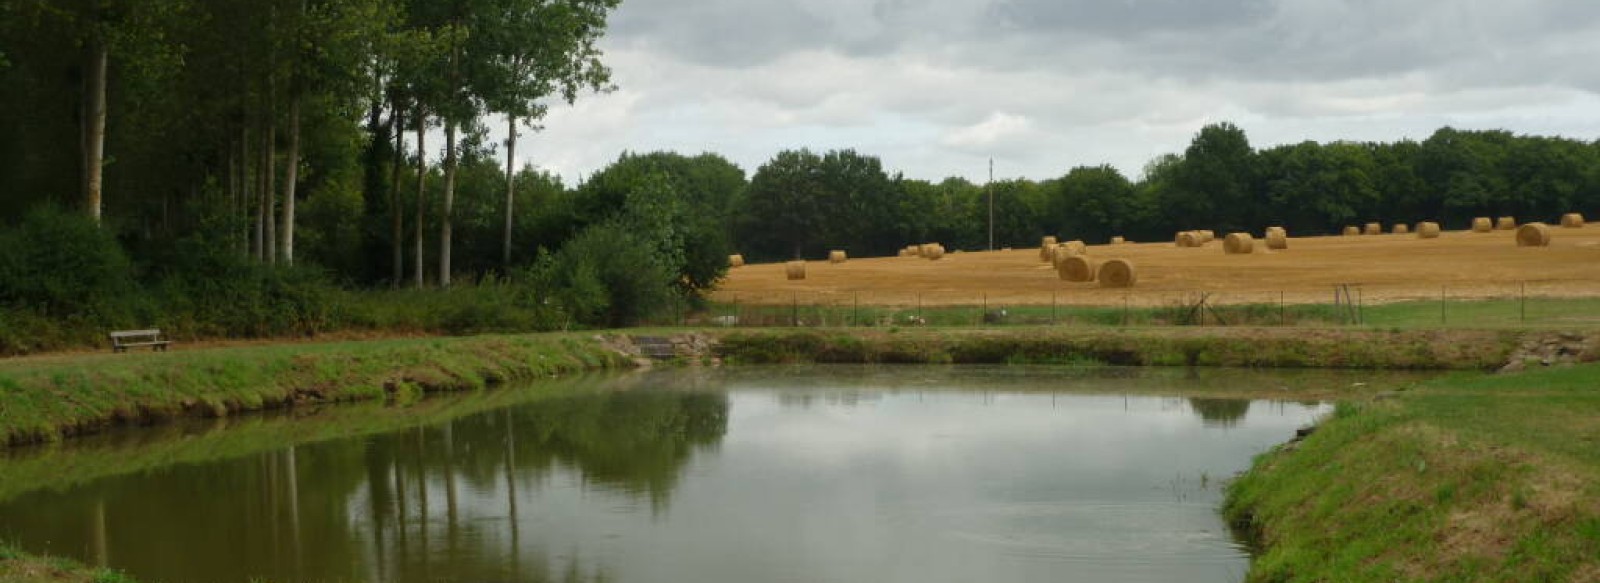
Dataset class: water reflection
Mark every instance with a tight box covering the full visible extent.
[0,366,1421,583]
[0,390,727,583]
[1188,399,1252,428]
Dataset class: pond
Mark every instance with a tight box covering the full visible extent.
[0,366,1423,583]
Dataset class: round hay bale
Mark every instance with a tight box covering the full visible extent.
[1198,230,1216,243]
[1471,217,1492,232]
[1097,259,1136,288]
[1039,243,1057,262]
[1392,224,1409,235]
[1057,255,1100,282]
[918,243,939,258]
[828,250,847,264]
[1496,216,1516,230]
[1416,222,1441,239]
[1516,223,1552,247]
[1265,230,1288,250]
[924,244,946,260]
[1051,243,1082,267]
[1041,236,1058,248]
[729,254,745,268]
[1062,240,1087,255]
[1363,222,1381,235]
[1561,213,1585,228]
[1343,226,1360,236]
[1175,231,1200,248]
[1110,236,1126,245]
[785,261,806,281]
[1223,232,1255,255]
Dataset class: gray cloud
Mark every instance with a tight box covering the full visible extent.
[511,0,1600,185]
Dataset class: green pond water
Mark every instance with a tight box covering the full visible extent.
[0,365,1427,583]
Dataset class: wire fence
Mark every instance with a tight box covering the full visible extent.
[650,282,1600,330]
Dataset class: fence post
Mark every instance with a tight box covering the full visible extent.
[917,293,923,325]
[853,293,859,328]
[980,294,987,327]
[1279,291,1285,327]
[792,292,798,327]
[1440,285,1446,325]
[1520,281,1526,324]
[1051,292,1057,325]
[1123,293,1130,327]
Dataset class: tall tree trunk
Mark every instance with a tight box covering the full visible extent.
[264,118,277,265]
[83,41,107,223]
[440,121,456,287]
[390,107,406,289]
[281,94,300,266]
[503,115,516,269]
[414,109,426,289]
[249,125,262,260]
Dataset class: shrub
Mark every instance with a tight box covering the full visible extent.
[0,206,143,323]
[534,222,677,328]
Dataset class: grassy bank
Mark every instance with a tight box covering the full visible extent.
[0,542,133,583]
[0,333,629,447]
[713,327,1521,370]
[1225,363,1600,581]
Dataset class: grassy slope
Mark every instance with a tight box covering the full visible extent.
[713,327,1520,370]
[0,543,133,583]
[0,333,629,446]
[1225,364,1600,582]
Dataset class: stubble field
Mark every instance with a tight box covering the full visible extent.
[714,226,1600,307]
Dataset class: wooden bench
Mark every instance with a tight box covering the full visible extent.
[109,329,171,353]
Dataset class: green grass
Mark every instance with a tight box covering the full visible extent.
[0,541,138,583]
[1225,363,1600,581]
[712,327,1519,370]
[0,333,630,447]
[704,297,1600,330]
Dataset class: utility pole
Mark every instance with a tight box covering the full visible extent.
[987,158,994,251]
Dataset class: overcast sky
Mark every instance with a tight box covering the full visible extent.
[507,0,1600,186]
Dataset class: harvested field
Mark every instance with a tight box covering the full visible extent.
[715,227,1600,307]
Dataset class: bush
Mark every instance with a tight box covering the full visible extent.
[0,206,144,323]
[534,222,677,328]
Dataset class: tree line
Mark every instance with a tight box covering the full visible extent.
[736,123,1600,261]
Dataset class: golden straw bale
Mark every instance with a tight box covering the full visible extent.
[1175,231,1200,248]
[1265,229,1288,250]
[1496,217,1516,230]
[829,250,847,264]
[729,254,745,268]
[1516,223,1552,247]
[1561,213,1585,228]
[1223,232,1255,254]
[1097,259,1136,288]
[1392,224,1409,235]
[1057,255,1100,282]
[785,261,806,281]
[1062,240,1087,255]
[1363,222,1381,235]
[924,244,946,260]
[1416,222,1441,239]
[1110,236,1126,245]
[1471,217,1492,232]
[1198,230,1216,243]
[1343,226,1360,236]
[1039,237,1058,262]
[1051,244,1082,268]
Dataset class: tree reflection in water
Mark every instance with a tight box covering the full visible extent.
[1188,398,1252,428]
[0,390,728,583]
